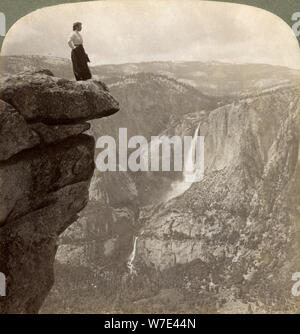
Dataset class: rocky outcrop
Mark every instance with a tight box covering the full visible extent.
[0,69,119,313]
[0,69,115,124]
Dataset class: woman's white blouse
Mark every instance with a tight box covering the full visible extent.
[68,31,83,49]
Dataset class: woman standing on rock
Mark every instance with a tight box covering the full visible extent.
[68,22,92,81]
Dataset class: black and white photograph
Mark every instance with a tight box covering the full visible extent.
[0,0,300,315]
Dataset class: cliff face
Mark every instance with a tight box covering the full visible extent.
[0,69,119,313]
[136,84,300,312]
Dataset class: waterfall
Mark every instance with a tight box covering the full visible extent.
[127,236,138,275]
[164,123,203,201]
[184,123,201,182]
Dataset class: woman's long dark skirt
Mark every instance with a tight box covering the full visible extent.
[71,44,92,81]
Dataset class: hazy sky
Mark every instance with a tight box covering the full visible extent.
[1,0,300,68]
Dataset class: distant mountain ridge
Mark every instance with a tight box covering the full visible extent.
[1,55,300,97]
[95,60,300,97]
